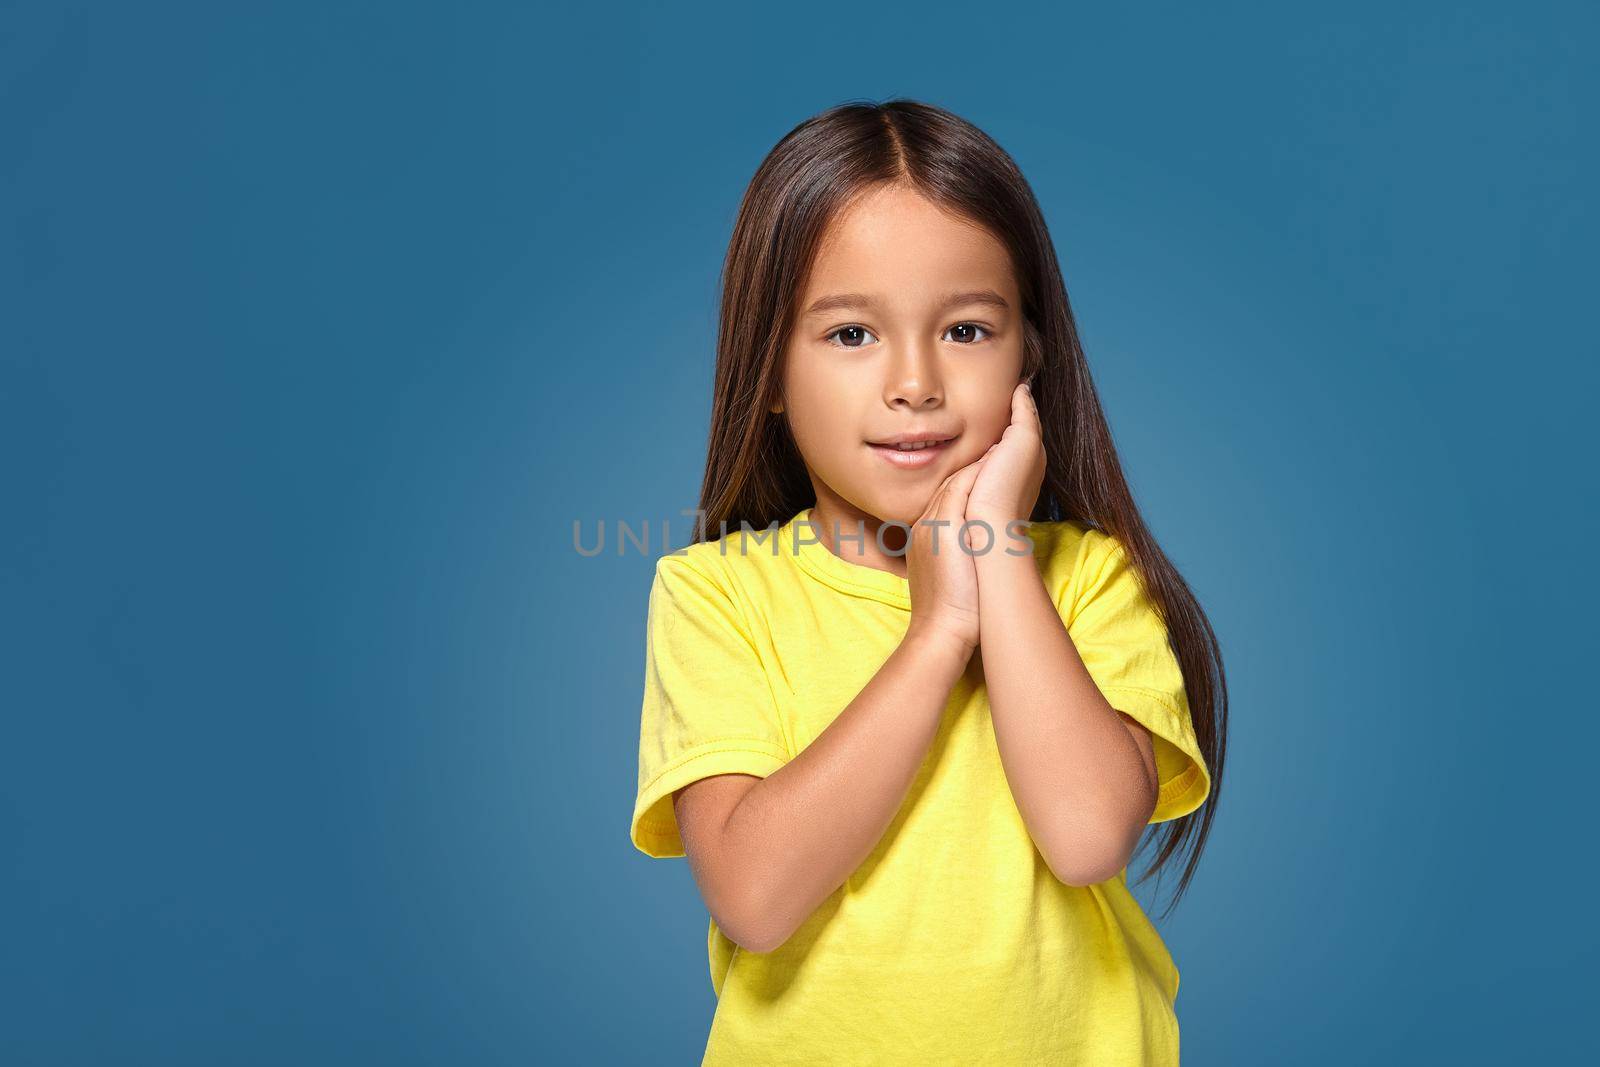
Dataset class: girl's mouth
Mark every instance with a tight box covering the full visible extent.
[866,436,958,469]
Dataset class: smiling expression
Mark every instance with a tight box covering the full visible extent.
[772,182,1026,529]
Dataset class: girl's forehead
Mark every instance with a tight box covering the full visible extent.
[802,188,1017,307]
[816,185,1004,259]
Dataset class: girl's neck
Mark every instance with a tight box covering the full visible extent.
[808,490,912,580]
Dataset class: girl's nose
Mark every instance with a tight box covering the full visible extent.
[884,340,944,409]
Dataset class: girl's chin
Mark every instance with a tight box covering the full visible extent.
[819,482,947,530]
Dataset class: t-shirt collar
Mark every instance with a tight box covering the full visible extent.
[782,507,912,610]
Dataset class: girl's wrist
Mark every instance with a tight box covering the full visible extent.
[903,617,978,664]
[963,513,1033,561]
[964,504,1017,523]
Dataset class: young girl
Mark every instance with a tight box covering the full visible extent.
[630,99,1228,1065]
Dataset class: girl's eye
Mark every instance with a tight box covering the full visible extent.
[824,325,879,349]
[945,323,991,344]
[824,323,993,348]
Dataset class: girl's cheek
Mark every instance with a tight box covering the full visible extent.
[978,399,1014,441]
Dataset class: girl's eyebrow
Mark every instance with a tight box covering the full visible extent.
[802,289,1011,317]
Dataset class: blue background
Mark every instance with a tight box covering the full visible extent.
[5,1,1595,1063]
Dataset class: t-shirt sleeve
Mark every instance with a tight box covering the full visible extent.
[630,553,791,859]
[1059,529,1211,824]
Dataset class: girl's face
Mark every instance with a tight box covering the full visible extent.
[773,183,1026,527]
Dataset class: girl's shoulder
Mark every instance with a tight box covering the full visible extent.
[1021,515,1093,564]
[1022,518,1127,603]
[647,526,798,636]
[651,523,774,589]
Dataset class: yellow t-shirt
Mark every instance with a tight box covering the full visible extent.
[631,506,1211,1065]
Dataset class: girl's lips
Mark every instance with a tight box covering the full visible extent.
[867,438,956,469]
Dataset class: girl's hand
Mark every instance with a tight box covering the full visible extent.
[967,380,1047,526]
[904,451,989,655]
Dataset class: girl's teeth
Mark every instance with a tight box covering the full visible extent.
[895,442,935,451]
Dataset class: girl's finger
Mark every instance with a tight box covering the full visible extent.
[940,459,982,522]
[953,454,986,492]
[919,477,952,522]
[942,458,988,550]
[1017,382,1041,429]
[948,462,981,513]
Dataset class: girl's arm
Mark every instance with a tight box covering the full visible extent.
[673,461,987,954]
[965,381,1158,885]
[676,624,972,953]
[970,544,1158,886]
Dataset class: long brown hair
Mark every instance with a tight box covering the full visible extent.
[693,98,1227,916]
